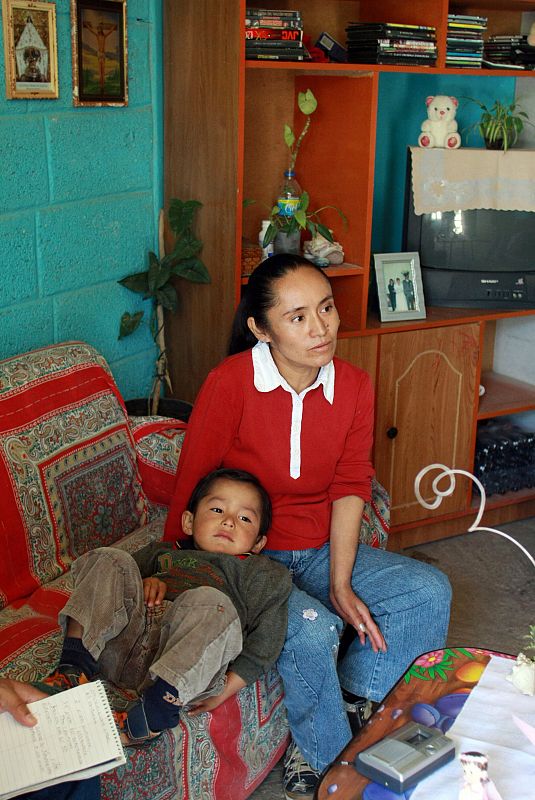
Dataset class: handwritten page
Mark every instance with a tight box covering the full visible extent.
[0,680,125,799]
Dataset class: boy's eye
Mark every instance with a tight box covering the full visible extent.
[321,303,333,313]
[239,515,252,524]
[210,507,223,514]
[291,314,304,323]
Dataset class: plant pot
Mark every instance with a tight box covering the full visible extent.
[273,230,301,255]
[125,397,193,422]
[484,137,505,151]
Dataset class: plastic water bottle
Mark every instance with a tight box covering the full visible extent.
[276,169,301,217]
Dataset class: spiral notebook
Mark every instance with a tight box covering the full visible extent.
[0,680,125,799]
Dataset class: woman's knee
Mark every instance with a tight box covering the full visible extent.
[402,560,453,615]
[285,596,343,653]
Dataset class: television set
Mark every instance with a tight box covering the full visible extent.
[403,154,535,309]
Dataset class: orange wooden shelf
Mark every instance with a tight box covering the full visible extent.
[364,306,535,335]
[246,60,535,79]
[478,371,535,419]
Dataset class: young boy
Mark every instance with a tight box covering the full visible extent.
[38,468,291,745]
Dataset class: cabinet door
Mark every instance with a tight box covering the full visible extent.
[375,324,479,526]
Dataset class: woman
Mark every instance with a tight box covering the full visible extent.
[394,276,409,312]
[164,254,451,799]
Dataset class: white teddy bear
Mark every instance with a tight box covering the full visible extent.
[418,95,461,149]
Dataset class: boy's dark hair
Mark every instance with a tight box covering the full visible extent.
[187,468,272,536]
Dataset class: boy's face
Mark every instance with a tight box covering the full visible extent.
[182,477,267,556]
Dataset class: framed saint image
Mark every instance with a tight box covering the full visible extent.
[373,252,427,322]
[1,0,58,99]
[71,0,128,106]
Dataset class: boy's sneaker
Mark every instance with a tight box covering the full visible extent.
[283,741,320,800]
[33,664,91,696]
[342,690,374,735]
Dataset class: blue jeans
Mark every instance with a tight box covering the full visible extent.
[264,543,452,771]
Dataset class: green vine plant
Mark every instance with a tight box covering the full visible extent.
[118,198,210,415]
[285,88,318,172]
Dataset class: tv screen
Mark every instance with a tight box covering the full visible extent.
[405,203,535,273]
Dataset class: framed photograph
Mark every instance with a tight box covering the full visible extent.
[1,0,58,99]
[71,0,128,107]
[373,252,427,322]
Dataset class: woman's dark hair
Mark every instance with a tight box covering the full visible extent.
[228,253,329,355]
[186,468,272,536]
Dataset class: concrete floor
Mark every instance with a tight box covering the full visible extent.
[249,517,535,799]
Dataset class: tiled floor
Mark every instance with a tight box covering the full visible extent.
[249,517,535,799]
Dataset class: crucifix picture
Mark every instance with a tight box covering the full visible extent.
[71,0,128,106]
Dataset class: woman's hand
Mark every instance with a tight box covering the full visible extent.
[142,576,167,607]
[330,584,387,653]
[0,678,46,726]
[187,671,246,716]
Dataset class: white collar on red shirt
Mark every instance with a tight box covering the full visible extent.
[251,342,334,479]
[251,341,334,404]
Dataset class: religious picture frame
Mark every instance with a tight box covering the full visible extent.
[1,0,58,99]
[71,0,128,107]
[373,252,427,322]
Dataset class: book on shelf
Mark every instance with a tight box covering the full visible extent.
[0,681,125,800]
[246,52,307,61]
[245,27,303,41]
[246,7,301,19]
[245,16,302,29]
[246,38,304,50]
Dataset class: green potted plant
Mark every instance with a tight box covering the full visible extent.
[118,198,210,416]
[464,98,531,151]
[262,191,347,253]
[255,88,346,253]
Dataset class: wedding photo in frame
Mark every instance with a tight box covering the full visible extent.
[71,0,128,107]
[373,252,427,322]
[1,0,58,99]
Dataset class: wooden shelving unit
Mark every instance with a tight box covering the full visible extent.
[163,0,535,545]
[479,371,535,418]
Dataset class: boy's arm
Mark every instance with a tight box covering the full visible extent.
[228,559,292,685]
[187,671,246,715]
[132,541,171,578]
[183,560,292,716]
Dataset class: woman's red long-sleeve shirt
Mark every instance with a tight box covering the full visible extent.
[164,349,375,551]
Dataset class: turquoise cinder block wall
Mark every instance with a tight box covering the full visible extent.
[372,72,517,253]
[0,0,163,400]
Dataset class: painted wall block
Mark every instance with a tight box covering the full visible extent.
[0,299,54,357]
[0,212,37,307]
[54,280,154,366]
[38,192,154,294]
[47,108,154,202]
[1,117,49,211]
[111,348,156,400]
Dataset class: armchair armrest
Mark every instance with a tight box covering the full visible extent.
[360,478,390,549]
[129,416,187,507]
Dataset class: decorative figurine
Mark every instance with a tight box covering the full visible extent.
[459,752,503,800]
[418,95,461,149]
[507,651,535,696]
[303,231,344,266]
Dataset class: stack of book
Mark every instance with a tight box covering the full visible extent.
[446,13,487,68]
[484,35,535,70]
[245,8,309,61]
[345,22,437,66]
